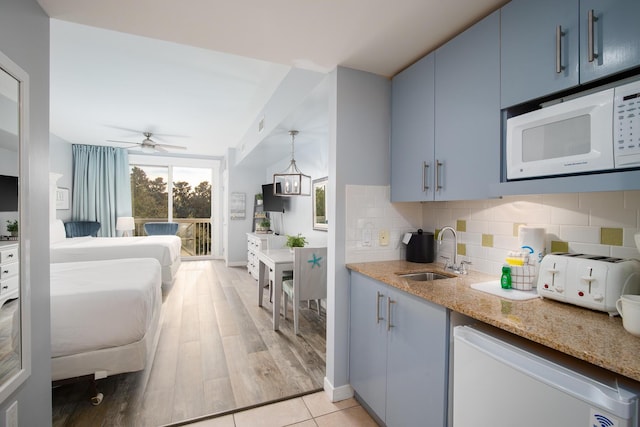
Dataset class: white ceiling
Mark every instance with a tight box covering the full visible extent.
[39,0,508,159]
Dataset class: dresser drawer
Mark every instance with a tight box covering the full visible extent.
[0,262,18,279]
[0,275,18,295]
[0,247,18,264]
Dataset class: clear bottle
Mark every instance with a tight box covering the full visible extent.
[501,265,512,289]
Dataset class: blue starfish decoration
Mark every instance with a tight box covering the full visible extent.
[308,253,322,268]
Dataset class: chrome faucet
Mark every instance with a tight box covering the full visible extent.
[438,226,461,274]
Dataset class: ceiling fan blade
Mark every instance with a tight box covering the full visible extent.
[156,143,187,150]
[106,139,141,147]
[153,146,168,153]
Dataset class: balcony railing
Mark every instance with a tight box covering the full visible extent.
[133,218,212,257]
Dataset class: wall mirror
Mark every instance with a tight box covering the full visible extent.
[312,177,328,231]
[0,49,31,402]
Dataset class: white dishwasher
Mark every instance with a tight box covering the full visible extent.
[453,325,639,427]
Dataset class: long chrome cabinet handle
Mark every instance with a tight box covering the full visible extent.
[422,161,429,192]
[555,25,564,73]
[387,297,396,331]
[435,160,443,191]
[376,291,384,324]
[588,9,598,62]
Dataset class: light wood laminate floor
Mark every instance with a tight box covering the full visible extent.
[52,260,326,426]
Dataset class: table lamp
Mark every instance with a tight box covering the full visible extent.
[116,216,135,237]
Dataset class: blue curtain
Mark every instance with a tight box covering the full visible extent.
[72,145,132,237]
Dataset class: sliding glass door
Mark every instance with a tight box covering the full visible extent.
[172,166,211,257]
[130,164,213,258]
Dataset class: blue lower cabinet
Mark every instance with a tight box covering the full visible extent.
[349,272,449,426]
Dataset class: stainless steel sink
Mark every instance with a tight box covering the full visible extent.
[398,272,455,281]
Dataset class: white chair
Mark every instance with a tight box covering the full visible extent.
[282,247,327,335]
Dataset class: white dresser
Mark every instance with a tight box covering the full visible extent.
[246,233,286,279]
[0,242,19,307]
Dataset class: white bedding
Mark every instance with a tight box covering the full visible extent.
[50,258,162,359]
[50,234,181,284]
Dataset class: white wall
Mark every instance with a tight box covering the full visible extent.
[326,66,391,399]
[0,0,52,425]
[49,134,73,221]
[225,148,265,266]
[265,138,329,248]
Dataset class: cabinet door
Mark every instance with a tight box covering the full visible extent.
[348,272,388,421]
[434,11,501,201]
[579,0,640,83]
[391,53,435,202]
[386,287,449,427]
[501,0,579,108]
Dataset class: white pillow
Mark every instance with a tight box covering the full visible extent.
[50,220,67,244]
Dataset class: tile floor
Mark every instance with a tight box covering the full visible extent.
[181,391,379,427]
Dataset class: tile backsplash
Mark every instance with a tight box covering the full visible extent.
[345,186,640,276]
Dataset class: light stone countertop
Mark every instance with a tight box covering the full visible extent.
[346,260,640,384]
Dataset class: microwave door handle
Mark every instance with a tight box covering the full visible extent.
[555,25,564,73]
[587,9,598,63]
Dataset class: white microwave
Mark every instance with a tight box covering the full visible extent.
[506,79,640,180]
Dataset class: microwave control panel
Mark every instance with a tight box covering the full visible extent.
[614,79,640,168]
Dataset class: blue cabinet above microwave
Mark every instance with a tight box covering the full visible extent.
[501,0,640,109]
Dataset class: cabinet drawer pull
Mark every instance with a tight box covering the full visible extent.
[376,291,384,324]
[435,160,443,191]
[555,25,564,73]
[588,9,598,63]
[387,297,396,331]
[422,161,429,192]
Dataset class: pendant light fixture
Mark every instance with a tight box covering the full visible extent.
[273,130,311,196]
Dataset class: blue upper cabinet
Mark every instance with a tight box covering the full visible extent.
[390,54,435,202]
[501,0,579,108]
[502,0,640,108]
[579,0,640,83]
[391,12,500,202]
[434,11,501,201]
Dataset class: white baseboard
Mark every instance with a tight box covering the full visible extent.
[226,261,247,268]
[323,377,354,402]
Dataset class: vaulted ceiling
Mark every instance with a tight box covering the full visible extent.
[38,0,507,159]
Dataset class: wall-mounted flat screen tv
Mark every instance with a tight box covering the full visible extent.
[0,175,18,212]
[262,183,286,213]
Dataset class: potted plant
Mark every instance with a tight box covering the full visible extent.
[286,233,307,252]
[257,219,270,233]
[6,220,18,237]
[255,193,263,205]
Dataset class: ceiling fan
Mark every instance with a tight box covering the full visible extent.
[107,131,187,153]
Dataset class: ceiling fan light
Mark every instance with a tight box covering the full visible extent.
[141,145,155,154]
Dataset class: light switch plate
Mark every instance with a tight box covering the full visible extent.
[379,230,390,246]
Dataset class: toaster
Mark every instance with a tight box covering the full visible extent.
[537,253,640,315]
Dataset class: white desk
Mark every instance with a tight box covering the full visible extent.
[257,248,293,331]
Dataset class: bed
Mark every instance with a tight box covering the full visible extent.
[49,219,181,285]
[50,258,163,404]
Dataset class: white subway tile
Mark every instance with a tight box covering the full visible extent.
[493,235,519,250]
[559,226,600,244]
[611,246,640,260]
[590,206,637,227]
[542,193,580,209]
[580,191,624,209]
[550,206,589,225]
[568,242,609,256]
[623,229,640,248]
[624,191,640,210]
